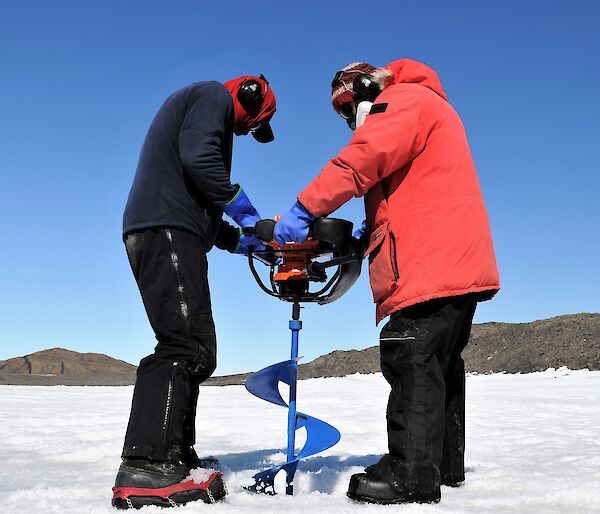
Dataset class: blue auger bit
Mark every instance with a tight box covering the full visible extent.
[243,217,363,495]
[245,320,341,495]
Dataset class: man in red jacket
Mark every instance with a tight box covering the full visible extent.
[274,59,500,504]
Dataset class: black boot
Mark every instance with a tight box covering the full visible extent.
[441,474,464,487]
[347,473,440,505]
[112,458,227,509]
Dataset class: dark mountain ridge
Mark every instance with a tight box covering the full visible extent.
[207,313,599,385]
[0,348,136,386]
[1,313,598,386]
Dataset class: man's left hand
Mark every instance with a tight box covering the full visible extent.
[235,233,265,256]
[353,220,367,240]
[353,220,369,256]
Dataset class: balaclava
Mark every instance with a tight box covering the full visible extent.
[224,76,277,138]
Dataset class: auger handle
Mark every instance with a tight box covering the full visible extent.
[308,253,358,273]
[243,219,276,241]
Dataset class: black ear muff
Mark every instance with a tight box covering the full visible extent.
[237,79,263,111]
[352,74,382,103]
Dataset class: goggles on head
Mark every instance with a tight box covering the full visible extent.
[331,69,362,89]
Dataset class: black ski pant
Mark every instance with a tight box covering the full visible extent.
[121,227,217,462]
[367,295,477,497]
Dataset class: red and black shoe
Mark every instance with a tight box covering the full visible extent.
[111,459,227,509]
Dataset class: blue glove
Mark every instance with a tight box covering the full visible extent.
[222,186,261,229]
[235,231,265,256]
[273,200,317,245]
[353,220,368,257]
[353,220,367,240]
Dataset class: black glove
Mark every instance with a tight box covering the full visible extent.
[214,220,240,253]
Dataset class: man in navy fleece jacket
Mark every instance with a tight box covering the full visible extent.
[113,76,276,509]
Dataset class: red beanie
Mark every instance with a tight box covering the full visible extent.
[331,62,376,114]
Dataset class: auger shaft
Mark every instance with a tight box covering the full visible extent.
[286,302,302,494]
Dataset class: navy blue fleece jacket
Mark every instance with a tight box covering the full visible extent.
[123,81,238,244]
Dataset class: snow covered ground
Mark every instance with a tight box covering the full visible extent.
[1,369,599,514]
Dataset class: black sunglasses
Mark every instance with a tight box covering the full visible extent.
[338,102,355,120]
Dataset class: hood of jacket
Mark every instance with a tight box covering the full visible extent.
[384,58,448,101]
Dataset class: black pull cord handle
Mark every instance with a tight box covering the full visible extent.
[243,219,277,241]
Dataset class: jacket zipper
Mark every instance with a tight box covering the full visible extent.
[161,361,178,445]
[389,231,399,280]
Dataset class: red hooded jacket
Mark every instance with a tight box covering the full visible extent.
[298,59,500,324]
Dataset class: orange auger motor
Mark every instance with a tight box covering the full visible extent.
[271,238,321,282]
[244,217,363,303]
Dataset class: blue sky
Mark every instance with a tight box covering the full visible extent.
[1,1,598,374]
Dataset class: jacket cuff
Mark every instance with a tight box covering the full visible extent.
[224,184,242,206]
[297,189,328,218]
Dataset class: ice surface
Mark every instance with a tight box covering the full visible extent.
[1,368,599,513]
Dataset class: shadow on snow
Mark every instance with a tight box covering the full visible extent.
[211,449,383,494]
[208,450,478,495]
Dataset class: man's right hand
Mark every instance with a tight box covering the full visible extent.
[273,200,317,245]
[221,186,261,230]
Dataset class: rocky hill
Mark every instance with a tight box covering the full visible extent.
[461,312,599,374]
[2,313,598,386]
[206,312,600,385]
[0,348,136,386]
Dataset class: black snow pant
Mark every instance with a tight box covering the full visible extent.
[366,294,477,498]
[121,227,217,462]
